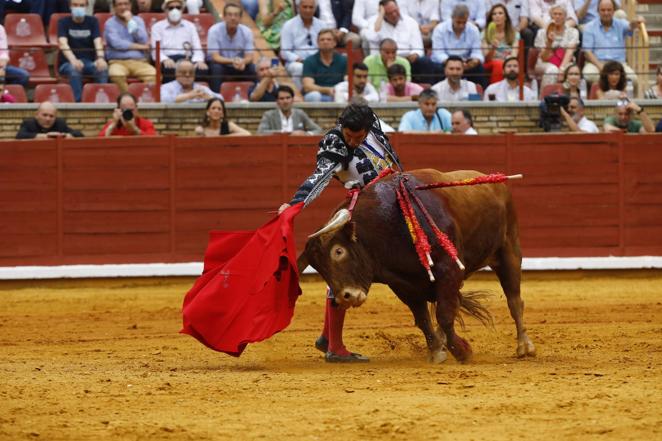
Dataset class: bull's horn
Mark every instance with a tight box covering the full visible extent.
[308,209,351,238]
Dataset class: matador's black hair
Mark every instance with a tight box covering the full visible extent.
[338,103,376,132]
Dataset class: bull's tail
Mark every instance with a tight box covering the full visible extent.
[429,291,494,331]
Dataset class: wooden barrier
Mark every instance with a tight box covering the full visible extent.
[1,133,661,267]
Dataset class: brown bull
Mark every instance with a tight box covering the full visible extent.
[299,169,536,363]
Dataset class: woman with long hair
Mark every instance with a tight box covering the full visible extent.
[482,4,519,84]
[534,5,579,90]
[195,98,250,136]
[560,64,583,98]
[644,65,662,99]
[596,61,626,100]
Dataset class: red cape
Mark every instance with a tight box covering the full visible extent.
[180,203,304,356]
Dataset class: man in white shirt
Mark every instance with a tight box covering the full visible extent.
[151,0,207,83]
[560,96,599,133]
[160,59,222,103]
[451,109,478,134]
[398,0,440,48]
[317,0,362,48]
[431,55,478,101]
[483,57,537,102]
[335,62,379,103]
[529,0,577,28]
[363,0,437,84]
[279,0,324,89]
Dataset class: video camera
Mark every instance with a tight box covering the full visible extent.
[539,94,570,132]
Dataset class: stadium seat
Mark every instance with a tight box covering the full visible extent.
[94,12,113,37]
[8,48,57,85]
[588,82,600,100]
[128,82,157,103]
[220,81,254,102]
[34,84,76,103]
[540,83,565,99]
[527,47,540,81]
[140,13,166,35]
[81,83,121,103]
[183,13,215,46]
[48,13,71,44]
[3,84,28,103]
[4,13,52,48]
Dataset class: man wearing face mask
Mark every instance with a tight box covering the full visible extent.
[104,0,156,92]
[559,97,598,133]
[58,0,109,102]
[483,57,536,102]
[99,92,157,136]
[151,0,208,83]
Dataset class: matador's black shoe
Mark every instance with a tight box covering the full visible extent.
[314,336,328,353]
[324,351,370,363]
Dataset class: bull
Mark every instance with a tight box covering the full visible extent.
[299,169,536,363]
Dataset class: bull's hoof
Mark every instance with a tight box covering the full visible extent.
[517,337,536,358]
[315,336,328,353]
[428,348,448,364]
[448,336,473,363]
[325,351,370,363]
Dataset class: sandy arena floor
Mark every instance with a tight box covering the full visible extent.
[0,271,661,441]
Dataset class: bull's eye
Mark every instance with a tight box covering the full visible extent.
[330,245,347,262]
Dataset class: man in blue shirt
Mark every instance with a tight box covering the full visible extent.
[57,0,108,102]
[440,0,486,29]
[581,0,644,89]
[280,0,324,90]
[104,0,156,92]
[207,3,257,93]
[431,4,486,88]
[398,89,452,132]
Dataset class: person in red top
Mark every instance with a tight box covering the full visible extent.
[99,92,157,136]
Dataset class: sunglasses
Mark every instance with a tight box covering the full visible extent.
[306,33,312,46]
[167,5,183,10]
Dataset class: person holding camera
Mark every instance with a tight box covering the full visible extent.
[16,102,83,139]
[99,92,157,136]
[603,98,654,134]
[559,96,598,133]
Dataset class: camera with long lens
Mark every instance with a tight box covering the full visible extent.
[539,93,570,132]
[122,109,134,121]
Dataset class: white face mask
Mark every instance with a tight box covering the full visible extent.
[168,7,182,22]
[71,6,86,19]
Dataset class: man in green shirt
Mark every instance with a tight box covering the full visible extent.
[363,38,411,90]
[302,29,348,102]
[604,99,655,133]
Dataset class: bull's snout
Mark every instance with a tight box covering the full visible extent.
[337,287,368,307]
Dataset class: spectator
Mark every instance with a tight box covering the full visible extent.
[603,98,654,133]
[385,63,423,102]
[317,0,362,48]
[657,119,662,133]
[334,62,379,103]
[482,4,520,85]
[440,0,486,29]
[183,0,203,14]
[451,109,478,134]
[363,0,433,84]
[250,57,280,102]
[195,97,250,136]
[30,0,70,26]
[352,0,380,44]
[350,94,397,132]
[398,89,452,132]
[240,0,259,20]
[160,59,222,103]
[280,0,324,89]
[560,64,584,98]
[559,96,599,132]
[104,0,156,92]
[581,0,644,89]
[99,92,157,136]
[16,102,83,139]
[574,0,625,28]
[0,78,16,103]
[483,56,537,101]
[644,66,662,100]
[207,3,257,93]
[431,5,486,88]
[534,5,579,90]
[256,0,294,51]
[363,38,411,90]
[151,0,208,83]
[486,0,534,55]
[529,0,577,29]
[301,29,347,102]
[57,0,109,102]
[431,55,478,101]
[0,24,30,87]
[596,60,626,99]
[257,85,322,134]
[398,0,440,48]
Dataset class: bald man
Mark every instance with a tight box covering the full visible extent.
[16,102,84,139]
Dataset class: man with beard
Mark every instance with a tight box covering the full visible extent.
[559,97,598,133]
[398,89,451,133]
[431,55,479,101]
[257,85,321,134]
[384,64,423,102]
[603,98,654,134]
[483,57,536,102]
[334,62,379,103]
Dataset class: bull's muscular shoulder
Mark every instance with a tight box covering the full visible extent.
[413,169,484,183]
[317,129,349,165]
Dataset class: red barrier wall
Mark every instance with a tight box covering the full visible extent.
[1,133,660,266]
